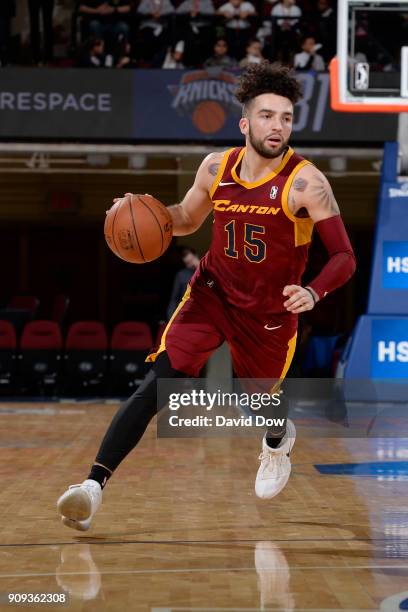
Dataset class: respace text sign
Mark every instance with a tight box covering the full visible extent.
[0,92,111,112]
[0,68,132,139]
[371,319,408,378]
[382,241,408,289]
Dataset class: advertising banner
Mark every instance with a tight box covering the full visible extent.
[0,68,133,139]
[0,68,398,142]
[132,69,398,143]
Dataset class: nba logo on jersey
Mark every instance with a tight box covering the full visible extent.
[270,186,278,199]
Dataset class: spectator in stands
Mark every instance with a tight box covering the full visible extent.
[314,0,335,62]
[271,0,301,30]
[167,247,200,319]
[203,38,238,68]
[316,0,333,20]
[162,40,185,68]
[176,0,215,66]
[78,36,114,67]
[115,38,137,67]
[78,1,131,48]
[0,1,15,66]
[27,0,55,65]
[294,35,325,71]
[177,0,214,17]
[239,37,264,67]
[217,0,257,59]
[136,0,174,64]
[270,0,301,63]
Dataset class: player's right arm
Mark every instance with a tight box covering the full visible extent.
[168,151,223,236]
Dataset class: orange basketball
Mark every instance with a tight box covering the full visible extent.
[192,101,226,134]
[104,194,173,263]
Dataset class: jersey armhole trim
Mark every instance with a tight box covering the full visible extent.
[209,148,236,199]
[281,160,313,223]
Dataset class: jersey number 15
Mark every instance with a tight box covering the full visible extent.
[224,221,266,263]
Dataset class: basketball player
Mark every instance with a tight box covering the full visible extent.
[57,62,356,531]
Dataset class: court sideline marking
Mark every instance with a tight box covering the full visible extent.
[0,565,407,579]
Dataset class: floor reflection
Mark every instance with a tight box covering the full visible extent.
[54,540,296,609]
[55,544,102,601]
[341,438,408,561]
[255,541,294,611]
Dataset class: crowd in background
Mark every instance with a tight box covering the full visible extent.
[0,0,336,70]
[0,1,404,71]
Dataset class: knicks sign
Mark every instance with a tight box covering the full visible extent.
[382,241,408,288]
[371,319,408,378]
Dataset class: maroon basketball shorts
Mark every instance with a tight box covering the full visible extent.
[146,277,298,379]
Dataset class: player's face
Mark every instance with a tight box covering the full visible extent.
[240,93,294,159]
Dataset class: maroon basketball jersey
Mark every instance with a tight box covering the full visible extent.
[192,146,314,316]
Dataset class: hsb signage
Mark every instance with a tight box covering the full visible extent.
[382,241,408,289]
[371,319,408,378]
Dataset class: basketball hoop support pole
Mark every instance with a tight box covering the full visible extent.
[398,113,408,176]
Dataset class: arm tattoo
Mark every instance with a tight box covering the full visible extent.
[293,177,308,192]
[310,177,340,214]
[208,163,220,176]
[290,178,310,216]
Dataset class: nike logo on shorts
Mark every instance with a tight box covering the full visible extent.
[264,323,283,331]
[219,181,236,186]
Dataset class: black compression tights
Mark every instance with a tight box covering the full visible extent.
[88,352,187,486]
[87,351,289,488]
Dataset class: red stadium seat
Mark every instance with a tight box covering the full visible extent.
[0,320,16,349]
[20,320,63,350]
[66,321,108,350]
[0,320,17,392]
[108,322,153,396]
[64,321,108,395]
[111,322,153,350]
[18,321,63,396]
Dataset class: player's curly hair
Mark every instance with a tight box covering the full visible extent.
[235,62,302,113]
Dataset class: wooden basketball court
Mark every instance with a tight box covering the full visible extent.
[0,401,407,611]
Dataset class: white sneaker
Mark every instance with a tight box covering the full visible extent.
[255,419,296,499]
[57,479,102,526]
[61,516,92,532]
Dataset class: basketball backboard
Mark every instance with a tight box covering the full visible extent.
[330,0,408,112]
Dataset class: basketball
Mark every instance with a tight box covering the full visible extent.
[104,194,173,263]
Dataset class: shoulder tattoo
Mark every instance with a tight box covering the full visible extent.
[310,176,340,214]
[289,176,309,212]
[293,177,308,192]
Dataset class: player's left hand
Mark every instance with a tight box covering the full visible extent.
[111,192,133,206]
[283,285,317,313]
[107,193,153,214]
